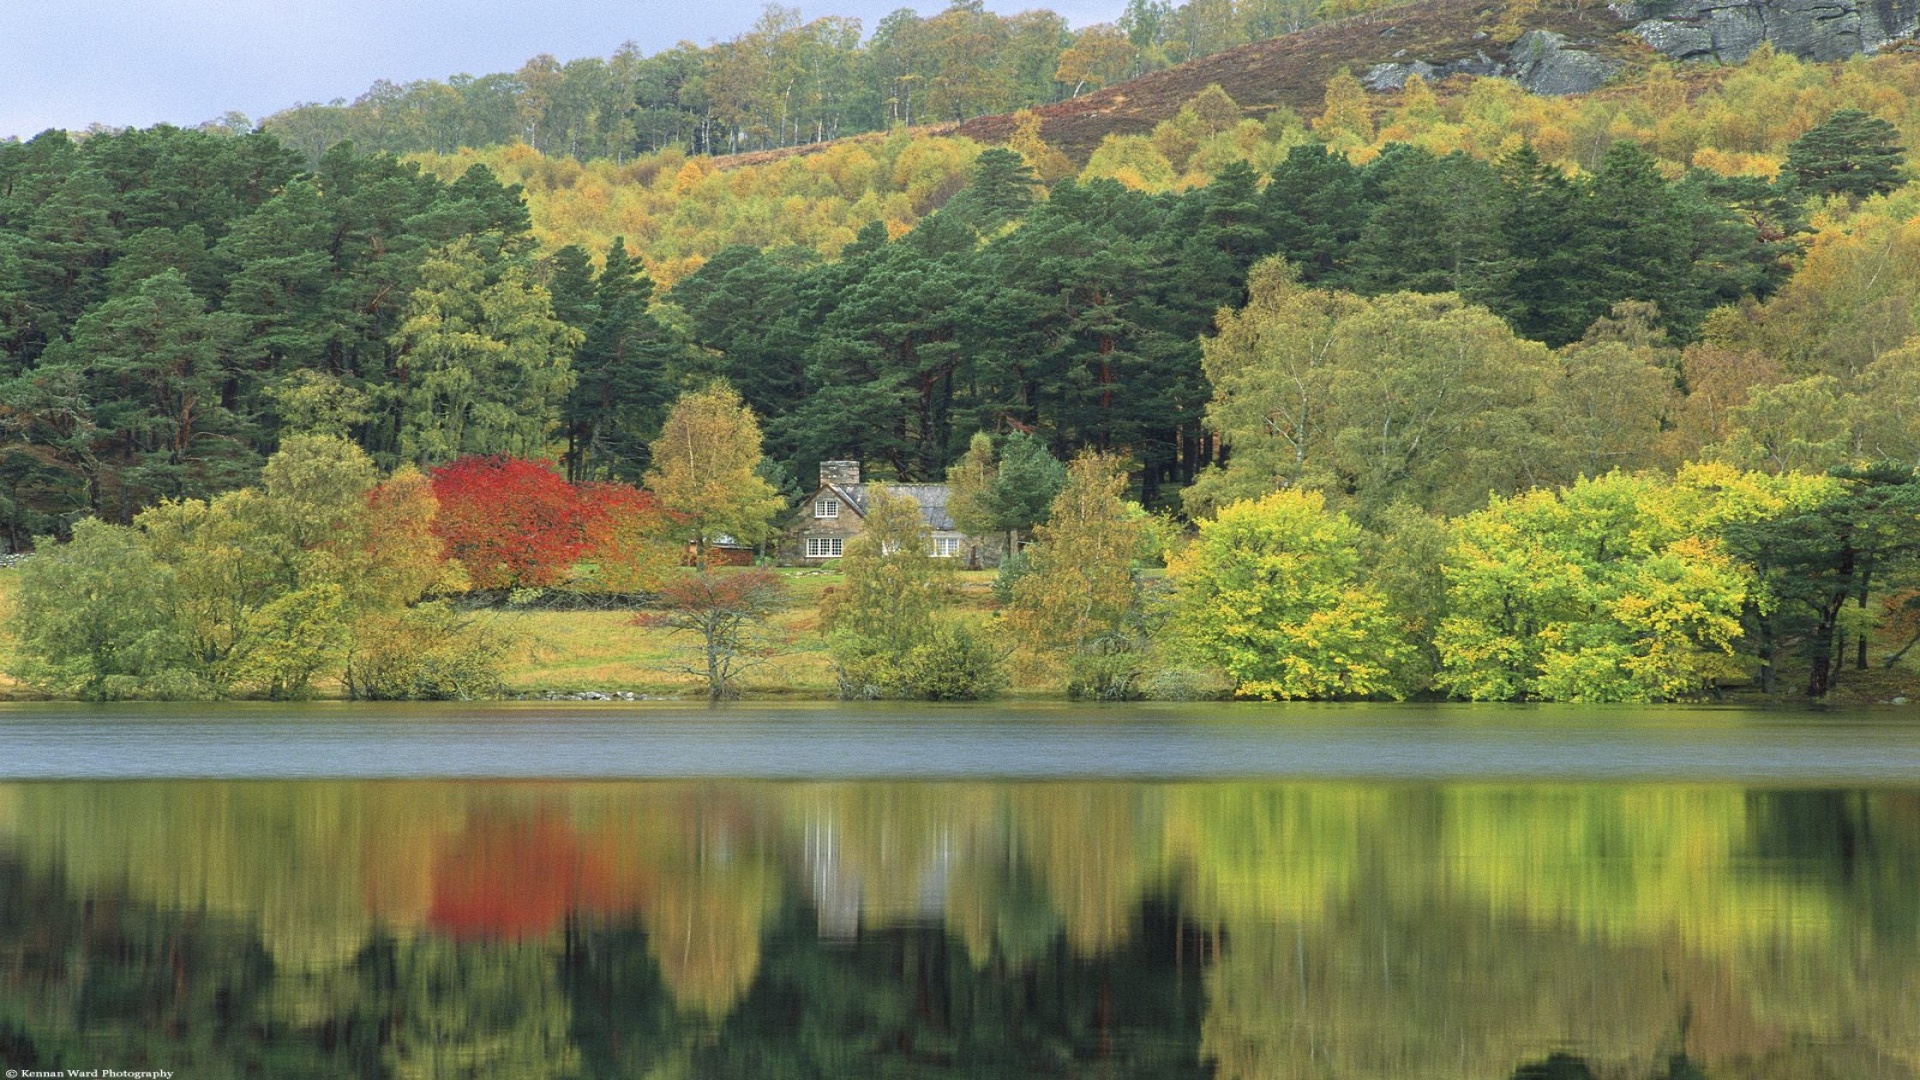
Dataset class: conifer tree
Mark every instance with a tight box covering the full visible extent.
[564,238,680,481]
[947,430,1067,554]
[1785,109,1908,202]
[946,148,1042,231]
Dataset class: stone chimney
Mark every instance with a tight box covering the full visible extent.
[820,460,861,488]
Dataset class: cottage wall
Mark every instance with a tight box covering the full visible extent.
[790,461,984,565]
[796,485,866,562]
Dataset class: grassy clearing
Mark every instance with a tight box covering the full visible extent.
[495,571,837,697]
[494,567,1005,697]
[410,564,1005,696]
[0,565,1007,701]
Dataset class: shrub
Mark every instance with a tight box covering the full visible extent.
[7,519,193,700]
[344,602,515,700]
[832,618,1007,701]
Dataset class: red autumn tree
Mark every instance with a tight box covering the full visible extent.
[429,456,592,590]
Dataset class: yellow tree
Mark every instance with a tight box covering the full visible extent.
[1311,69,1373,146]
[1169,491,1409,700]
[1434,471,1775,702]
[1078,133,1178,192]
[1055,24,1136,97]
[643,382,785,570]
[1003,452,1151,696]
[1006,110,1074,184]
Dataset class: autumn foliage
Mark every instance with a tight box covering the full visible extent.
[429,455,672,591]
[426,811,633,940]
[579,480,680,592]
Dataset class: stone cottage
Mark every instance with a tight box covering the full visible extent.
[797,460,972,563]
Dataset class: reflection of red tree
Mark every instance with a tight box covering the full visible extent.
[427,811,646,940]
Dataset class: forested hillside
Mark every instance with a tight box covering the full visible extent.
[0,111,1823,530]
[257,0,1415,164]
[4,55,1917,520]
[8,0,1920,701]
[398,48,1920,283]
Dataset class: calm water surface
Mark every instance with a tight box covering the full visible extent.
[1,703,1917,1078]
[4,700,1920,780]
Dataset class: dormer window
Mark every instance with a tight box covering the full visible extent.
[814,497,840,519]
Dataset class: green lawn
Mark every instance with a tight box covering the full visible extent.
[486,566,1003,698]
[494,569,843,697]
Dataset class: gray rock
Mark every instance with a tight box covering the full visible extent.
[1368,0,1920,85]
[1628,0,1920,64]
[1633,18,1719,58]
[1362,51,1506,91]
[1364,60,1439,90]
[1509,30,1624,94]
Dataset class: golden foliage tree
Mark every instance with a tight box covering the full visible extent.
[1003,452,1151,694]
[643,381,784,569]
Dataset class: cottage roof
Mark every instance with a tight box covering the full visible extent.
[824,482,958,531]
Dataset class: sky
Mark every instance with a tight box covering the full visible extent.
[1,0,1119,140]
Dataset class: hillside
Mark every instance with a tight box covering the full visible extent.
[712,0,1920,167]
[956,0,1640,160]
[704,0,1638,171]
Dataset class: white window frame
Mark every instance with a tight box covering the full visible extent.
[933,536,962,558]
[806,536,844,558]
[814,497,840,519]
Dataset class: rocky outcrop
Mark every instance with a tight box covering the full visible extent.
[1363,0,1918,100]
[1618,0,1920,63]
[1362,51,1506,90]
[950,0,1920,164]
[1363,31,1621,96]
[1508,30,1627,93]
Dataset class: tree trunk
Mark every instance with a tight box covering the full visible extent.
[1757,616,1776,694]
[1807,597,1845,697]
[1856,570,1873,669]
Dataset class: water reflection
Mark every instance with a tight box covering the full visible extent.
[0,781,1916,1077]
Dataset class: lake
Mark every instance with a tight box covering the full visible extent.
[1,703,1917,1078]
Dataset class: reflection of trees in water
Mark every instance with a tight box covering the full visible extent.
[0,853,1208,1079]
[1175,784,1920,1078]
[2,781,1918,1076]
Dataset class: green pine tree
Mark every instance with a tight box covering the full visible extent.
[1785,108,1908,202]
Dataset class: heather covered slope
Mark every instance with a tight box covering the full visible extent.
[955,0,1646,160]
